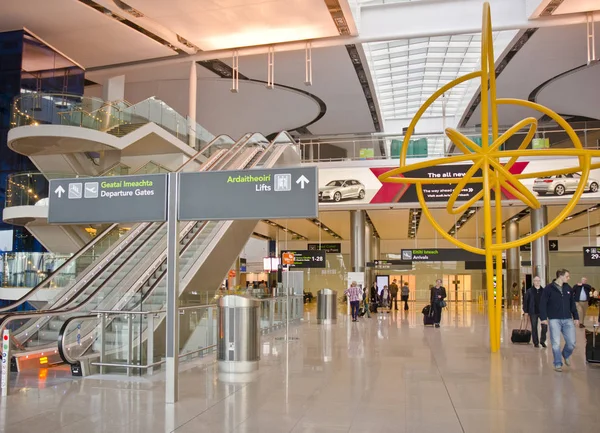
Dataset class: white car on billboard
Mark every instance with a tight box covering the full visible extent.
[533,173,599,196]
[319,179,365,202]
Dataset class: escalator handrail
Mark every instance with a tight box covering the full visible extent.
[57,314,97,365]
[0,220,168,338]
[132,143,275,309]
[4,133,274,352]
[0,134,236,314]
[1,134,249,341]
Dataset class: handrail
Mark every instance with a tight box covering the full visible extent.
[0,225,161,340]
[0,133,243,343]
[0,134,234,314]
[0,221,165,341]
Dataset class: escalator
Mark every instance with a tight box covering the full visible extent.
[0,131,300,373]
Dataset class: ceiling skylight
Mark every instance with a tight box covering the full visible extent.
[364,30,518,122]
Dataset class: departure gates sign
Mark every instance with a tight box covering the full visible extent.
[48,174,168,224]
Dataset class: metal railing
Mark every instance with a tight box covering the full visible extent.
[298,123,600,163]
[57,295,304,375]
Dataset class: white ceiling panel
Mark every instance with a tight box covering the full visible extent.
[124,0,340,51]
[0,0,177,68]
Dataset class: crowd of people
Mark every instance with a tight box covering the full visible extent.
[523,270,599,372]
[344,278,447,328]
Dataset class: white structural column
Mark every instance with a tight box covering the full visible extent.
[350,210,366,273]
[102,75,125,102]
[505,221,520,304]
[531,206,549,286]
[188,61,197,149]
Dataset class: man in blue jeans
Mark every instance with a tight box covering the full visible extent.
[540,269,580,372]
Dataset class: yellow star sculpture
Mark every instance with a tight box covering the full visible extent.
[378,2,600,352]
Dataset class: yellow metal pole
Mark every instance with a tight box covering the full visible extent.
[495,179,504,350]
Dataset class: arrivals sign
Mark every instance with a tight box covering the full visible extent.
[583,247,600,267]
[179,167,318,221]
[307,243,341,253]
[401,248,484,262]
[281,250,326,268]
[48,174,168,224]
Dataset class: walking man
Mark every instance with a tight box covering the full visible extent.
[401,281,410,310]
[523,276,547,348]
[389,279,399,310]
[540,269,579,372]
[573,277,592,328]
[345,281,362,322]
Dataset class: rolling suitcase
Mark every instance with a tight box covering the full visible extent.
[511,317,532,344]
[358,307,366,317]
[422,305,435,326]
[585,324,600,364]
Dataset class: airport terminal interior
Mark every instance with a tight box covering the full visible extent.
[1,0,600,432]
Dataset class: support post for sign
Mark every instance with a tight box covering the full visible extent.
[147,313,154,375]
[1,329,11,396]
[166,172,180,404]
[99,313,106,375]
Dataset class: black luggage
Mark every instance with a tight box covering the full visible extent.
[358,307,366,317]
[511,317,532,344]
[422,305,435,326]
[585,324,600,364]
[370,302,378,313]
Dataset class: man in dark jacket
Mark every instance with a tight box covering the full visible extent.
[523,276,547,348]
[389,280,399,310]
[540,269,579,372]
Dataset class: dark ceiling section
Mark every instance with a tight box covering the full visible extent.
[76,0,186,54]
[196,59,326,135]
[324,0,382,135]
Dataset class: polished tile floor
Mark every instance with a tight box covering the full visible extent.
[1,302,599,433]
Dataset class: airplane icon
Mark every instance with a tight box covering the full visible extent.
[84,182,99,199]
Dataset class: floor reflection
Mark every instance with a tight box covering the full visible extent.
[0,302,599,433]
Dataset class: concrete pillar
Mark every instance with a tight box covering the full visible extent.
[308,142,314,161]
[371,235,380,263]
[365,223,373,288]
[350,210,366,272]
[102,75,125,102]
[531,206,549,286]
[505,221,520,306]
[188,61,197,149]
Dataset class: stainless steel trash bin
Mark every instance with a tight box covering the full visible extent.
[217,295,260,374]
[317,289,337,324]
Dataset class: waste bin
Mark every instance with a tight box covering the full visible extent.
[217,295,260,374]
[317,289,337,324]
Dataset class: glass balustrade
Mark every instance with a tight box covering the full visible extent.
[57,295,304,376]
[11,93,214,150]
[299,122,600,162]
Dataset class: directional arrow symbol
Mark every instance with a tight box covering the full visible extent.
[586,249,590,253]
[296,175,310,189]
[54,185,65,198]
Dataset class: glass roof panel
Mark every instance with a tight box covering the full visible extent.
[364,29,518,122]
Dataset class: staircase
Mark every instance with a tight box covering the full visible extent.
[105,123,147,138]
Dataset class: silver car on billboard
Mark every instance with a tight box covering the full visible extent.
[319,179,366,202]
[533,173,599,196]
